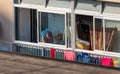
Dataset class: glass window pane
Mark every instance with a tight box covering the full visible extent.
[95,19,104,51]
[47,0,71,8]
[22,0,45,5]
[40,12,65,45]
[104,3,120,14]
[15,8,31,42]
[15,8,37,42]
[105,20,119,52]
[76,0,101,12]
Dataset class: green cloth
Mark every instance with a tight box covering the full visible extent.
[118,58,120,68]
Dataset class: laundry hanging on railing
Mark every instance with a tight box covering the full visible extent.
[82,52,90,63]
[64,50,75,61]
[76,53,83,62]
[12,43,120,69]
[76,52,90,63]
[117,58,120,68]
[90,56,101,65]
[101,57,113,67]
[50,48,56,58]
[113,58,119,67]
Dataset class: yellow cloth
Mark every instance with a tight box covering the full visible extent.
[76,42,90,50]
[113,58,119,67]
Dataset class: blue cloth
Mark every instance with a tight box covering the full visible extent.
[82,52,90,63]
[41,29,48,37]
[95,57,100,64]
[76,53,83,62]
[76,52,90,63]
[90,57,99,64]
[90,57,95,64]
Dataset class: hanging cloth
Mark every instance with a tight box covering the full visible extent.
[101,57,112,67]
[113,58,119,67]
[50,48,56,58]
[117,58,120,68]
[82,52,90,63]
[64,50,75,61]
[90,56,101,65]
[76,53,83,62]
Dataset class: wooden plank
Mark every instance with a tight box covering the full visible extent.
[97,0,120,3]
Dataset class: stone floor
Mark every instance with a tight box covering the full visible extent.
[0,51,119,74]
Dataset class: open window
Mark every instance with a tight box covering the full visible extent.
[76,14,93,50]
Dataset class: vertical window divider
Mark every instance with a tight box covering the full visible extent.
[71,0,76,50]
[37,10,39,43]
[67,13,71,48]
[93,17,95,51]
[65,13,67,48]
[103,18,106,51]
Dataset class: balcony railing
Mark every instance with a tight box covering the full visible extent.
[12,41,64,59]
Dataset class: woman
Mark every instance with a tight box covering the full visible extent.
[42,31,53,43]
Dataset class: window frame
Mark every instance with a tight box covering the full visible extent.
[93,16,105,51]
[14,7,38,43]
[104,18,120,52]
[93,16,120,54]
[38,10,68,48]
[75,15,120,57]
[15,7,32,42]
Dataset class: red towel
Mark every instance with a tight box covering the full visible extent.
[50,48,56,58]
[64,50,75,61]
[101,57,112,67]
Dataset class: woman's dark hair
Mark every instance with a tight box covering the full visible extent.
[47,31,53,37]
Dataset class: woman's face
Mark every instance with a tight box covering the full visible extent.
[46,33,51,39]
[46,33,49,38]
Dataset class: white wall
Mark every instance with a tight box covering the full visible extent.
[0,0,13,41]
